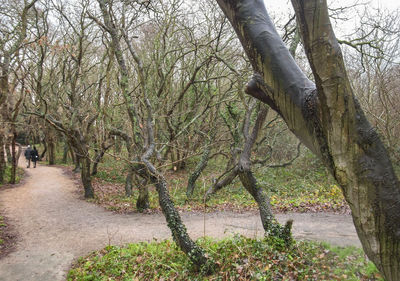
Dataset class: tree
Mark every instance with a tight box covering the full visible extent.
[215,0,400,280]
[0,0,38,183]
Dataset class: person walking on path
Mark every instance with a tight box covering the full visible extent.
[24,145,32,168]
[31,146,39,168]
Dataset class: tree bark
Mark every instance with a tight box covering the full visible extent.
[136,178,150,212]
[216,1,400,279]
[81,156,94,198]
[47,137,56,165]
[73,152,81,173]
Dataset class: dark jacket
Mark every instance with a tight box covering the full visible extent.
[31,148,39,162]
[25,147,32,160]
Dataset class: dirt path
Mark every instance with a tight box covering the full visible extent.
[0,161,360,281]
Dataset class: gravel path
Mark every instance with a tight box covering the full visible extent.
[0,162,360,281]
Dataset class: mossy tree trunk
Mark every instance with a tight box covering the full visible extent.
[216,1,400,279]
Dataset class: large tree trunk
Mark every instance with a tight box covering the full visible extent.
[216,1,400,280]
[136,178,150,212]
[47,137,56,165]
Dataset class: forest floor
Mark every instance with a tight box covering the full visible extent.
[0,161,360,281]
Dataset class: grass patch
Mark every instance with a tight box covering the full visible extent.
[68,235,382,281]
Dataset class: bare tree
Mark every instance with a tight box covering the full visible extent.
[0,0,38,183]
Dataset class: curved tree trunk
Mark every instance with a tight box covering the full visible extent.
[216,1,400,280]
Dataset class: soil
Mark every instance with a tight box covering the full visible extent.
[0,160,360,281]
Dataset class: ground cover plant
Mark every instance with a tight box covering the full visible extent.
[68,235,382,281]
[80,151,349,214]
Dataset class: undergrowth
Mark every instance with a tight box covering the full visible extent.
[0,166,23,187]
[89,152,348,214]
[68,235,382,281]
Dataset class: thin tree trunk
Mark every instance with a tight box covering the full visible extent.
[206,168,238,197]
[186,143,211,198]
[91,141,112,176]
[9,132,17,184]
[0,133,6,184]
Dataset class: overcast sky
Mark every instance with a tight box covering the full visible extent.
[264,0,400,37]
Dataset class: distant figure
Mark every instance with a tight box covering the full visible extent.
[25,145,32,168]
[31,146,39,168]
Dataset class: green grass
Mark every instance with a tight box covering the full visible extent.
[68,235,382,281]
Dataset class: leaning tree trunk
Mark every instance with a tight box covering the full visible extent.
[186,142,211,198]
[40,139,47,160]
[216,1,400,280]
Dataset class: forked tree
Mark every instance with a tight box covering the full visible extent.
[215,0,400,280]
